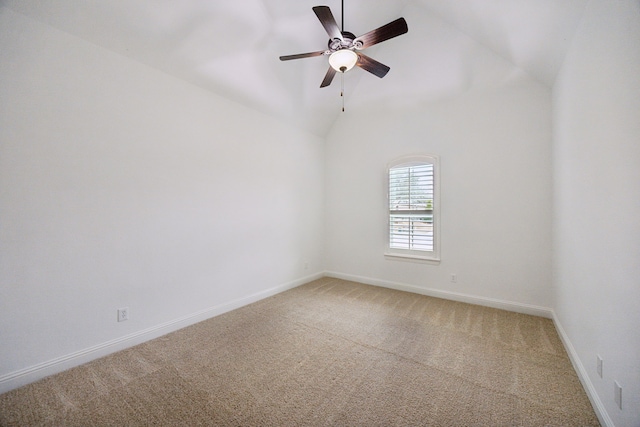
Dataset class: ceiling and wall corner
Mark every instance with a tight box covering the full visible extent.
[1,0,588,137]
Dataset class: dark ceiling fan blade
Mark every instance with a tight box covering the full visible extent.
[353,17,408,49]
[279,51,326,61]
[320,66,337,88]
[356,54,390,78]
[313,6,343,41]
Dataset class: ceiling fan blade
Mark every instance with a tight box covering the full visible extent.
[320,66,337,88]
[279,51,326,61]
[313,6,343,41]
[354,17,408,49]
[356,54,390,78]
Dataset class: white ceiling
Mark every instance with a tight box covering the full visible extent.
[3,0,588,136]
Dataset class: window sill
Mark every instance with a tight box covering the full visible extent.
[384,252,441,265]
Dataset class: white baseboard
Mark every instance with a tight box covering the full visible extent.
[324,271,553,318]
[0,272,324,394]
[551,312,613,427]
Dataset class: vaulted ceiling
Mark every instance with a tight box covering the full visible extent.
[3,0,588,136]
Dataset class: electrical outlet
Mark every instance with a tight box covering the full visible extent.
[304,261,309,270]
[117,307,129,322]
[597,355,603,378]
[614,381,622,409]
[450,273,457,283]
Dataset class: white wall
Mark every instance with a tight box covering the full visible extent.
[552,0,640,425]
[0,8,324,391]
[325,77,553,312]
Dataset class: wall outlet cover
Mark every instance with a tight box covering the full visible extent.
[117,307,129,322]
[614,381,622,410]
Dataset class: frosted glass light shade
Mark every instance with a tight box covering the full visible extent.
[329,49,358,72]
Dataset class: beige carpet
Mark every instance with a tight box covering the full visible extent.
[0,277,599,426]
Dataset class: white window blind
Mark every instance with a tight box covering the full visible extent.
[389,163,434,252]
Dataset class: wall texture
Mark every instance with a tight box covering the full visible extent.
[0,8,324,391]
[552,0,640,425]
[324,77,553,312]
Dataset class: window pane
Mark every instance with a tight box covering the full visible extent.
[389,164,433,211]
[389,214,433,251]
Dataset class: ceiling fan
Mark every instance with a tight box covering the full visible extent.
[279,3,408,88]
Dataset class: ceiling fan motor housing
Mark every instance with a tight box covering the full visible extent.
[328,31,361,51]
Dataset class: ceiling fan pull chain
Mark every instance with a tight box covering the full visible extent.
[341,72,345,112]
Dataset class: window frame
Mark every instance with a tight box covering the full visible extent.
[385,154,441,263]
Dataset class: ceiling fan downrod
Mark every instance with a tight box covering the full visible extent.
[341,0,345,112]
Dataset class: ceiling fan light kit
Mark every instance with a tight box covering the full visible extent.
[279,2,408,107]
[329,49,358,72]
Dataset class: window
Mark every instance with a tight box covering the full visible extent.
[386,155,440,262]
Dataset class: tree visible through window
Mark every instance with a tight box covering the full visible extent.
[387,155,439,260]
